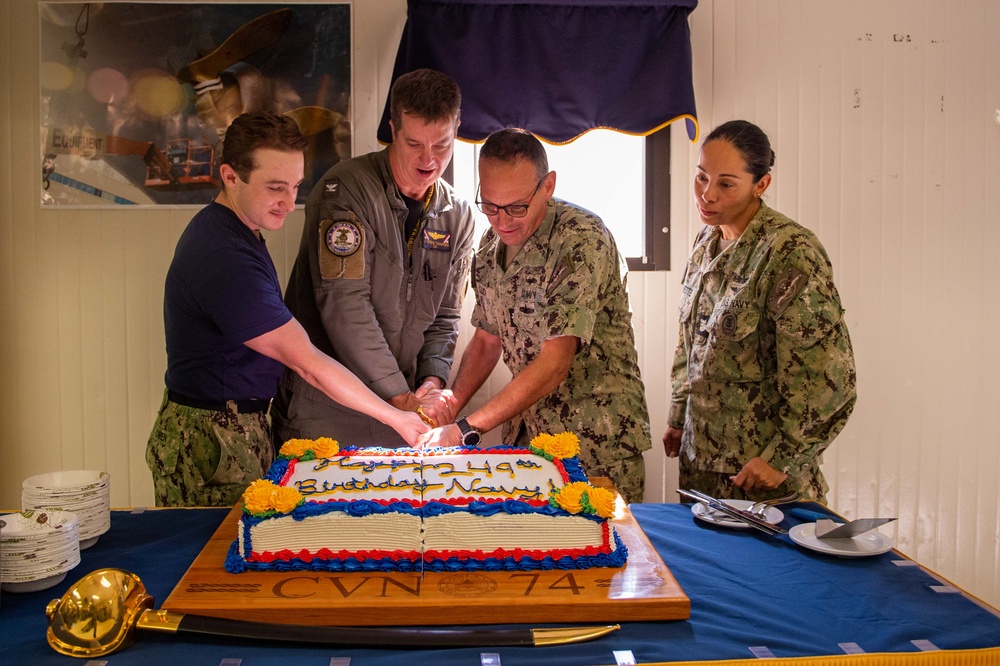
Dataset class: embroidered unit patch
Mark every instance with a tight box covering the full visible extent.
[320,218,365,280]
[326,221,361,257]
[768,265,808,316]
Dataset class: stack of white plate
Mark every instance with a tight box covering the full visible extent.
[22,470,111,549]
[0,509,81,592]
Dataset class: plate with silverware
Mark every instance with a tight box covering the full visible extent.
[691,499,785,529]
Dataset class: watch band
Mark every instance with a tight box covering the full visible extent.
[456,417,482,446]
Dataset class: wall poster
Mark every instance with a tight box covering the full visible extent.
[39,2,351,207]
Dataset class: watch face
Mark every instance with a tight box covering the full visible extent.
[462,430,482,447]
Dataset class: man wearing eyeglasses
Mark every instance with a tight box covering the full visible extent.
[421,128,652,504]
[269,69,474,449]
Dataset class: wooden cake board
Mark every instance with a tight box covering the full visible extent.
[162,479,690,626]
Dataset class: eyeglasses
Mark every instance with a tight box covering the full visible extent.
[476,176,546,218]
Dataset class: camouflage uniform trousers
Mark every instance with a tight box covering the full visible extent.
[678,454,828,504]
[588,453,646,505]
[145,390,275,507]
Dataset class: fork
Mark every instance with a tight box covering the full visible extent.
[748,491,800,516]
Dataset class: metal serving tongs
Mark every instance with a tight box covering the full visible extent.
[677,489,787,536]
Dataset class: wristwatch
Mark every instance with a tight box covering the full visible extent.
[456,417,482,447]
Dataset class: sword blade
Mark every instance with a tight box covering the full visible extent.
[143,611,618,648]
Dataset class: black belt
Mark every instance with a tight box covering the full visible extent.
[168,390,271,414]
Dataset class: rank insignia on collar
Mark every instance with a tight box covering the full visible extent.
[422,227,451,250]
[323,180,339,197]
[326,220,361,257]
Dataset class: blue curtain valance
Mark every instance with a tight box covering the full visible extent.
[377,0,699,145]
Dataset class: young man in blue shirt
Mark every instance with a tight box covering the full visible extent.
[146,112,427,507]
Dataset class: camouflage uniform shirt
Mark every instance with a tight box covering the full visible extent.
[472,199,652,472]
[668,202,857,496]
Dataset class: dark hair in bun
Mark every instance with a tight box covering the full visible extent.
[704,120,775,183]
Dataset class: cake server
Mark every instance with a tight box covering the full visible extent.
[676,488,786,535]
[46,568,621,658]
[815,517,896,539]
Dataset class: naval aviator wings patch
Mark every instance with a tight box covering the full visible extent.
[422,227,451,250]
[767,264,808,317]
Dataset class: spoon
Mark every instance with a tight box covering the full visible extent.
[46,568,621,658]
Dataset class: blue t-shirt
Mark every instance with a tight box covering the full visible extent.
[163,202,293,402]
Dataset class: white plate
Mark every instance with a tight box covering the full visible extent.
[1,572,67,593]
[789,522,894,557]
[691,499,784,529]
[0,510,79,536]
[22,470,109,492]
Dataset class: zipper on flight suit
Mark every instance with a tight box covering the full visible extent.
[403,184,435,303]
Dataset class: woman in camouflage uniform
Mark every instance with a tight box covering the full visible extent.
[663,120,856,503]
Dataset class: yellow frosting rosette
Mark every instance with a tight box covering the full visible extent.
[310,437,340,458]
[529,431,580,460]
[582,485,616,519]
[550,481,616,519]
[543,432,580,459]
[551,481,590,514]
[279,437,340,461]
[272,485,305,514]
[529,433,554,453]
[279,438,313,459]
[241,479,304,517]
[242,479,278,515]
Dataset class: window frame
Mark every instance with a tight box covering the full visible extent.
[445,126,672,272]
[631,127,671,272]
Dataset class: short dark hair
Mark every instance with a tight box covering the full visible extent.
[222,111,308,182]
[479,128,549,179]
[704,120,775,182]
[390,69,461,129]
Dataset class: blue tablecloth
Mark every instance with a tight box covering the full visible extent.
[2,504,999,665]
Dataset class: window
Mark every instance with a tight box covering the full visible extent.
[449,128,671,271]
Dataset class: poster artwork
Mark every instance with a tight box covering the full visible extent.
[39,3,351,207]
